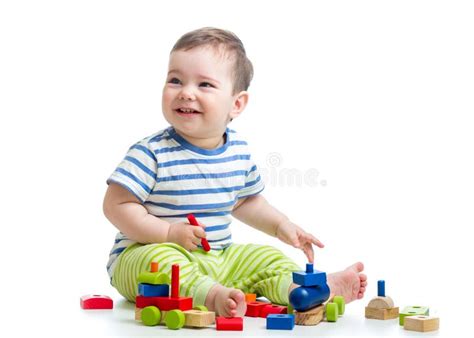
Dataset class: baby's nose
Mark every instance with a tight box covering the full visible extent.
[179,85,196,100]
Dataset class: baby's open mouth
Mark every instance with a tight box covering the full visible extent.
[175,108,201,114]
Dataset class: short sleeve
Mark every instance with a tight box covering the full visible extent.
[237,160,265,199]
[106,139,158,203]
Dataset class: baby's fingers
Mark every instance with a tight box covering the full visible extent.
[192,226,207,239]
[191,236,202,246]
[311,235,324,248]
[302,243,314,263]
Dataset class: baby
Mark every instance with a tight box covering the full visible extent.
[103,27,367,317]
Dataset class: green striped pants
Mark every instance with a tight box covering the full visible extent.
[112,242,301,306]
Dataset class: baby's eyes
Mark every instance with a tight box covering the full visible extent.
[199,82,214,88]
[167,78,214,88]
[168,77,181,84]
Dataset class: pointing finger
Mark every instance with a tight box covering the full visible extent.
[311,235,324,248]
[303,243,314,263]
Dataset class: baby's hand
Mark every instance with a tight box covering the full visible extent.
[167,220,207,251]
[276,220,324,263]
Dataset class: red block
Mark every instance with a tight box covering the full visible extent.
[259,304,287,318]
[216,317,243,331]
[245,301,269,317]
[136,295,193,310]
[136,295,159,308]
[80,295,113,309]
[156,297,193,311]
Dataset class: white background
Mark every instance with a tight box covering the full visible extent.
[1,0,473,336]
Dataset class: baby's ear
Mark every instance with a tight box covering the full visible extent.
[230,91,249,119]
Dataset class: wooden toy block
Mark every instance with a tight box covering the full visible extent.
[160,309,215,327]
[137,307,215,328]
[365,306,399,320]
[137,271,170,285]
[135,295,193,310]
[404,315,439,332]
[245,301,269,317]
[245,293,256,303]
[292,263,327,287]
[135,307,142,321]
[216,316,243,331]
[260,304,287,318]
[80,295,113,309]
[138,283,169,297]
[266,314,295,330]
[399,306,429,326]
[367,296,394,309]
[294,304,324,326]
[182,309,216,327]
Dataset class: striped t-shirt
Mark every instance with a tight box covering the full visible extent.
[106,126,265,278]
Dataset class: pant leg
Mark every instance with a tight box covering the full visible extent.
[112,242,218,306]
[219,243,301,305]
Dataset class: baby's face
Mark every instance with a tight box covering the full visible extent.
[162,47,244,141]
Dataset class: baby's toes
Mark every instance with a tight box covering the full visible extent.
[230,289,245,303]
[226,298,237,310]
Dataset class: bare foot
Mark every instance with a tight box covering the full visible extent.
[205,284,247,317]
[327,262,367,303]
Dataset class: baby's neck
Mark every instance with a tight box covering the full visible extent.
[179,132,226,150]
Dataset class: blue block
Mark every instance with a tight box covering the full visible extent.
[289,284,330,312]
[266,314,295,330]
[138,283,169,297]
[377,280,385,297]
[292,269,327,287]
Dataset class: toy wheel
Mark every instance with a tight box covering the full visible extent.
[141,306,161,326]
[165,309,185,330]
[193,305,208,311]
[326,302,339,322]
[333,296,345,316]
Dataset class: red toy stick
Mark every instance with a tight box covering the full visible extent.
[171,264,180,298]
[187,214,211,251]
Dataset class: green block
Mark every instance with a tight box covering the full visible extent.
[287,303,294,315]
[141,306,161,326]
[193,305,208,311]
[326,302,339,322]
[137,271,171,285]
[399,306,429,326]
[333,296,345,316]
[165,309,185,330]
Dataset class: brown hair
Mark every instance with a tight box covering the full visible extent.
[170,27,253,94]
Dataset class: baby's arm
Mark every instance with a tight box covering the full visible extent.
[103,183,205,249]
[232,194,324,262]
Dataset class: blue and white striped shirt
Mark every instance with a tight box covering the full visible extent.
[106,126,265,278]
